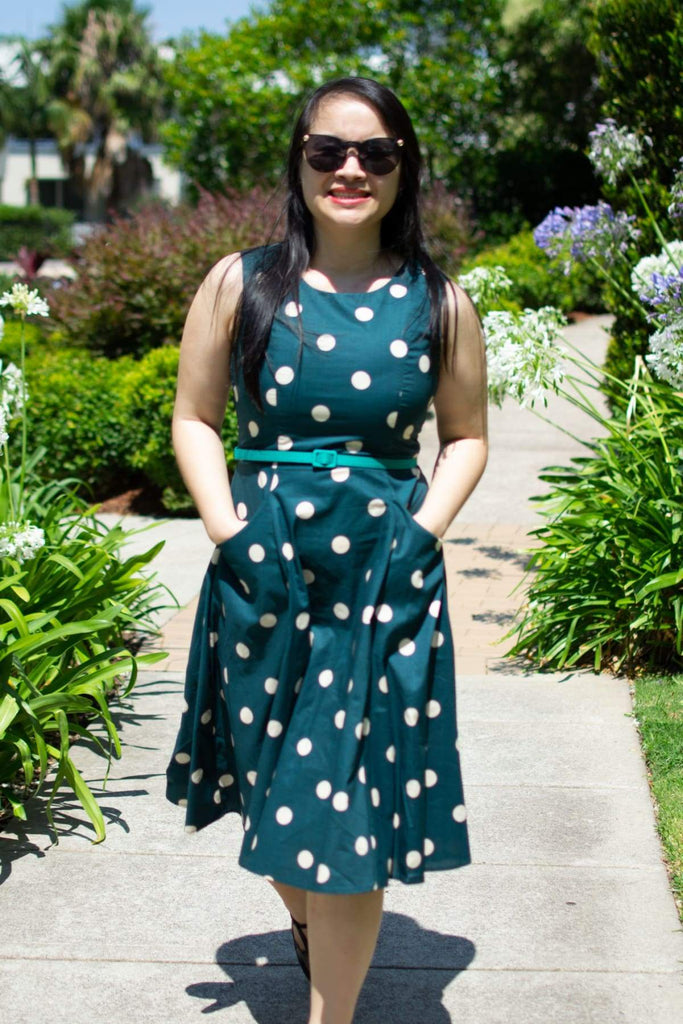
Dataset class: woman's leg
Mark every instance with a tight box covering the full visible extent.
[307,889,384,1024]
[269,880,309,957]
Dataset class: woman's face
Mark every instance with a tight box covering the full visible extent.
[299,94,401,238]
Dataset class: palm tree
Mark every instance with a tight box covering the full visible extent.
[0,40,52,206]
[43,0,166,220]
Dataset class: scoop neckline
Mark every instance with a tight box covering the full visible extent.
[300,260,408,297]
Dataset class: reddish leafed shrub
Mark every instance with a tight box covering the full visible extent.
[49,188,284,358]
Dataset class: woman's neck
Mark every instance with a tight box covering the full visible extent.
[307,230,398,292]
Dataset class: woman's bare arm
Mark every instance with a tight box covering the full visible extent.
[412,282,488,538]
[171,254,246,545]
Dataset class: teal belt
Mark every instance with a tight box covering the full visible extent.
[233,446,417,470]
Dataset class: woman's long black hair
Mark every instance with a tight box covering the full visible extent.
[230,76,455,408]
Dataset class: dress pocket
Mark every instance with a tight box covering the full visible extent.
[217,501,271,563]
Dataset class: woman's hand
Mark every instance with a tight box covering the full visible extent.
[411,511,442,539]
[213,518,249,546]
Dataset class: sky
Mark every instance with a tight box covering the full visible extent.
[1,0,264,42]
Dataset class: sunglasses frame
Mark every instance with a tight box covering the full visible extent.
[301,133,404,175]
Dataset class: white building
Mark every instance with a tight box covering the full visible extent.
[0,136,184,212]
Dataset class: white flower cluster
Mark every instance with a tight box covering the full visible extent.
[631,242,683,305]
[0,521,45,563]
[0,283,50,318]
[646,322,683,390]
[483,306,567,409]
[0,360,26,446]
[456,265,513,315]
[588,119,651,188]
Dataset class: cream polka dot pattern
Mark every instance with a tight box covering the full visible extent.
[274,366,295,385]
[332,792,349,811]
[165,251,471,894]
[284,301,302,317]
[247,543,265,563]
[350,371,372,390]
[317,863,331,883]
[295,500,315,519]
[354,306,374,322]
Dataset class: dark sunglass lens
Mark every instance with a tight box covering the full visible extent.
[305,138,345,171]
[361,141,400,174]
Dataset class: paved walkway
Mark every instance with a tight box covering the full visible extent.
[1,316,682,1023]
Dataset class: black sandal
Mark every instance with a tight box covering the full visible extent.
[291,915,310,980]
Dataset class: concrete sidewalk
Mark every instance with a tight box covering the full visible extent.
[1,315,682,1023]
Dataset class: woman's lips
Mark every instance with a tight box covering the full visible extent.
[328,190,371,205]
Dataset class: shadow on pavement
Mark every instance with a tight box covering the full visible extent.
[187,913,474,1020]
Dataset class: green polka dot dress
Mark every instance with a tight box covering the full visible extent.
[166,246,471,892]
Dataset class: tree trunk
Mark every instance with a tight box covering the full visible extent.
[28,135,40,206]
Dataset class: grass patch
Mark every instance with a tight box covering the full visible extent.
[632,674,683,921]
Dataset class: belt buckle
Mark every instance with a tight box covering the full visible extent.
[312,448,337,469]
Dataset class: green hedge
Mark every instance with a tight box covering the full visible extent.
[0,205,75,260]
[3,343,239,513]
[460,229,604,313]
[120,346,239,512]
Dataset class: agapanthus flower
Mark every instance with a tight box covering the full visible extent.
[668,159,683,221]
[0,283,50,318]
[0,405,8,447]
[533,207,574,262]
[588,119,651,188]
[0,360,26,419]
[534,202,638,273]
[483,306,567,409]
[0,313,4,341]
[645,319,683,390]
[456,265,513,315]
[0,521,45,563]
[631,242,683,311]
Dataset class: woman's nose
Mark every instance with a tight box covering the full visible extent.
[337,150,365,177]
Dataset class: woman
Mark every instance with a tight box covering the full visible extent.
[166,76,487,1024]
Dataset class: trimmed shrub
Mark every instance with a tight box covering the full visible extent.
[460,229,604,313]
[120,346,239,512]
[10,350,137,496]
[0,205,74,260]
[48,190,282,358]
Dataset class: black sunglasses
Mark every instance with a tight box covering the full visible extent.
[302,134,404,175]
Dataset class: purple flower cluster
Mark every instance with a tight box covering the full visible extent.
[640,269,683,325]
[534,202,638,274]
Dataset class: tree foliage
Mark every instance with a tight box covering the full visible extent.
[160,0,507,198]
